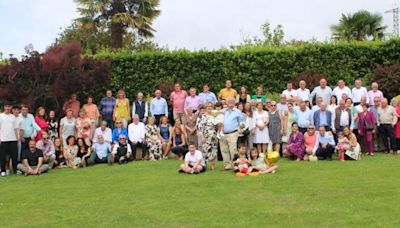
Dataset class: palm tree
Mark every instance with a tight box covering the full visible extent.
[330,10,386,41]
[75,0,160,49]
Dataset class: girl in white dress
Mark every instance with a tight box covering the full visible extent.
[253,102,270,153]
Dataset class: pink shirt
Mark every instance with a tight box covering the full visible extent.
[184,96,201,113]
[367,90,383,105]
[170,90,187,113]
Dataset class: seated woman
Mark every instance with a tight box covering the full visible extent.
[336,126,360,161]
[111,119,129,145]
[233,145,252,176]
[145,116,162,160]
[249,148,278,174]
[303,124,318,161]
[77,138,91,167]
[63,136,81,168]
[53,137,65,168]
[179,144,206,174]
[158,116,173,159]
[284,122,305,161]
[171,127,188,160]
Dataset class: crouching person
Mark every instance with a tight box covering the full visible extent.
[111,135,132,164]
[35,132,56,168]
[88,135,111,165]
[17,139,50,175]
[179,144,206,174]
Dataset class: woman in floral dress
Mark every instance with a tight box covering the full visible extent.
[145,117,162,160]
[197,102,218,170]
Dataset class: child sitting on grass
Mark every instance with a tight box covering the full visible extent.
[233,145,253,176]
[250,148,278,174]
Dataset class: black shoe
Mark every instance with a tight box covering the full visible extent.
[178,169,184,173]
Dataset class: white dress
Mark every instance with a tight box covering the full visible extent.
[253,110,270,144]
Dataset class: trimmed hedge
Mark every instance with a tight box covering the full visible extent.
[95,39,400,100]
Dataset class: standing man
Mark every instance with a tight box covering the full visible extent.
[150,90,168,125]
[132,92,148,123]
[295,101,312,134]
[128,115,147,160]
[199,84,217,105]
[368,82,384,108]
[62,93,81,118]
[282,82,297,103]
[0,102,19,177]
[377,98,398,153]
[184,87,201,114]
[17,139,50,175]
[296,80,311,102]
[310,78,332,105]
[332,80,352,103]
[352,79,369,106]
[98,89,116,128]
[332,100,354,140]
[219,97,245,170]
[170,83,188,124]
[19,105,41,153]
[218,80,238,101]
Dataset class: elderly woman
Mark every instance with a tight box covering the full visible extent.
[111,119,129,145]
[197,102,218,170]
[185,107,198,147]
[282,103,297,148]
[358,104,375,156]
[145,116,162,160]
[59,109,76,147]
[392,98,400,154]
[336,126,359,161]
[284,122,305,161]
[76,109,93,146]
[268,101,284,152]
[303,124,318,161]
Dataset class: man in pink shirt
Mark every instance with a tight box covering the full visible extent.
[367,82,384,107]
[170,83,188,124]
[184,87,201,114]
[62,93,81,118]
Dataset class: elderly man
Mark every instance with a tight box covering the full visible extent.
[111,134,132,164]
[310,78,332,105]
[128,114,147,160]
[218,80,238,101]
[295,101,312,134]
[333,80,352,103]
[88,135,112,165]
[377,98,398,153]
[277,94,288,113]
[352,79,369,106]
[184,87,201,114]
[170,83,188,124]
[150,90,168,125]
[368,82,384,107]
[313,102,332,131]
[199,84,217,104]
[132,92,148,123]
[219,97,245,170]
[369,97,385,152]
[332,100,354,141]
[93,121,112,144]
[296,80,310,102]
[35,132,55,168]
[313,126,336,161]
[17,139,50,175]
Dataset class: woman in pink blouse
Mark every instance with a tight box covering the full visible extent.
[303,124,318,161]
[76,109,93,146]
[82,96,100,131]
[35,106,49,141]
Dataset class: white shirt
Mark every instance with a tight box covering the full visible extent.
[128,122,145,143]
[0,113,18,142]
[93,127,112,143]
[332,86,352,103]
[185,150,205,167]
[296,88,310,102]
[351,87,369,104]
[111,143,132,155]
[282,89,297,100]
[277,103,288,112]
[332,109,354,130]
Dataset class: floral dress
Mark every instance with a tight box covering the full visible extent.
[286,132,305,159]
[145,124,162,160]
[197,114,218,161]
[64,145,81,167]
[76,117,92,142]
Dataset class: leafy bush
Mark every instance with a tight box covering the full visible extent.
[290,72,328,89]
[371,62,400,99]
[96,39,400,101]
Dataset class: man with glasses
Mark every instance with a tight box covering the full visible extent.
[312,102,332,131]
[303,124,318,161]
[111,119,129,145]
[313,126,336,161]
[35,132,55,169]
[111,135,132,164]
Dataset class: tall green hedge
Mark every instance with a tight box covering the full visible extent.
[95,39,400,100]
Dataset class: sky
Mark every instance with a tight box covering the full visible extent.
[0,0,398,57]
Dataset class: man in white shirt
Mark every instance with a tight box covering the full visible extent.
[179,144,206,174]
[310,78,332,105]
[128,114,147,160]
[93,121,112,144]
[296,80,310,102]
[0,103,19,176]
[282,82,297,103]
[277,94,288,113]
[332,100,354,140]
[131,92,149,123]
[351,79,369,106]
[332,80,352,103]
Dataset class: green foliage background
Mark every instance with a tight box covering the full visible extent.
[94,39,400,100]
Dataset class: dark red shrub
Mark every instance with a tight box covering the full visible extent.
[371,62,400,99]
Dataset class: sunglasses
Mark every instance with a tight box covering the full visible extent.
[119,138,125,140]
[271,105,276,107]
[43,137,49,140]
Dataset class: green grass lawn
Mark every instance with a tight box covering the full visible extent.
[1,154,400,227]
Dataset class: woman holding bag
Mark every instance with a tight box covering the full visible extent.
[358,104,375,156]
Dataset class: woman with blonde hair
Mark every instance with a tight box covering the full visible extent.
[113,90,130,128]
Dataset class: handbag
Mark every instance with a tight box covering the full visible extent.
[365,120,374,131]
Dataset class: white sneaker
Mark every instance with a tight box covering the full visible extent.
[1,172,6,177]
[5,170,10,176]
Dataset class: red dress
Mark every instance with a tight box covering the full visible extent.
[34,116,49,141]
[395,107,400,138]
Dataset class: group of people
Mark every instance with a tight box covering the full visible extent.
[0,78,399,176]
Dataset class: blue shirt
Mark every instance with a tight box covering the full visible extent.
[92,142,111,159]
[223,108,245,133]
[317,133,335,146]
[319,111,328,126]
[199,92,217,104]
[112,128,129,143]
[295,109,312,128]
[19,113,40,138]
[150,97,168,116]
[99,97,116,116]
